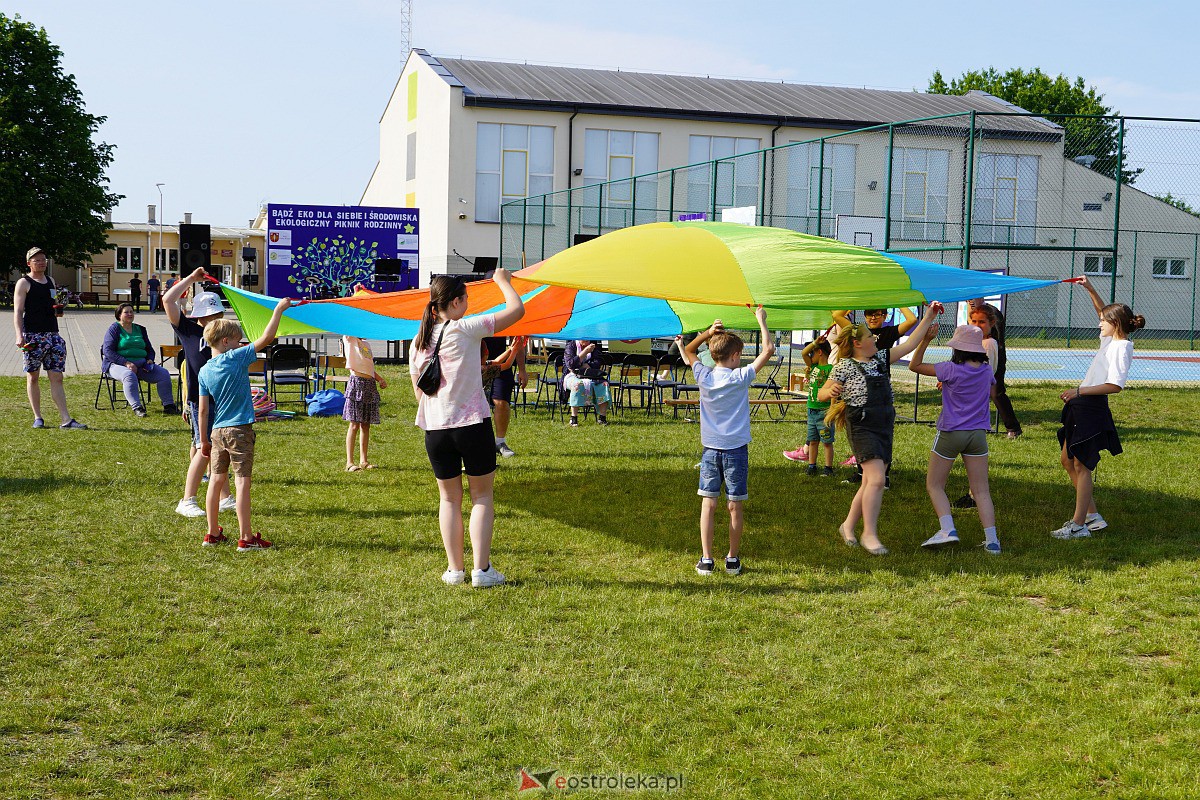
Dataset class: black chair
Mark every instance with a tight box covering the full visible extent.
[266,343,311,404]
[615,354,659,415]
[532,352,565,420]
[94,347,153,411]
[751,351,789,419]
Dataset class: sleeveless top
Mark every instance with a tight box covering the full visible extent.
[21,275,58,334]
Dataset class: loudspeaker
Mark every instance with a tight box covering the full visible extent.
[473,256,498,274]
[179,224,211,272]
[241,247,256,261]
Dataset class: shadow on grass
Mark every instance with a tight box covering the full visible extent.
[501,464,1200,580]
[0,474,107,495]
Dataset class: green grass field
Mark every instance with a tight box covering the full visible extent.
[2,374,1198,799]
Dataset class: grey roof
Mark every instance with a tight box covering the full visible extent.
[420,51,1060,139]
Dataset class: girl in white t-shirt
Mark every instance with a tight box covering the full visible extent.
[411,270,525,588]
[1052,275,1145,540]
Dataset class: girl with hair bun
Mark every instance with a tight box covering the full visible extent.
[1052,275,1145,540]
[411,270,525,587]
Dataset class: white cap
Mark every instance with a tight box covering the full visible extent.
[187,291,224,318]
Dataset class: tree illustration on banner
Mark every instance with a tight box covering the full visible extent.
[286,236,379,297]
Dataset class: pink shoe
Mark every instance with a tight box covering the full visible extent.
[783,447,808,462]
[841,456,858,467]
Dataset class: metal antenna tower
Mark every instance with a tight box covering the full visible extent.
[400,0,413,57]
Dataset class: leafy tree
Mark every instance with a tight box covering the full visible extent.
[1156,193,1200,218]
[0,13,120,276]
[928,67,1141,184]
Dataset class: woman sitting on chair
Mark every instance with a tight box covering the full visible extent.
[563,339,611,427]
[101,303,178,417]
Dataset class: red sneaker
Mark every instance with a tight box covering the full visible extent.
[202,526,228,547]
[237,533,273,551]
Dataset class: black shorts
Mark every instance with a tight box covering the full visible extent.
[847,404,895,465]
[425,419,497,479]
[490,369,516,402]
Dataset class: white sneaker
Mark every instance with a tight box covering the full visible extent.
[1085,513,1107,532]
[921,529,960,548]
[1051,520,1090,540]
[175,497,205,517]
[497,443,516,458]
[441,569,466,585]
[219,495,237,512]
[471,564,506,588]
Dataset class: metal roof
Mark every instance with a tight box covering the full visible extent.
[108,222,265,239]
[423,52,1060,138]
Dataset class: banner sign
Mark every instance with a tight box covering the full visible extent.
[266,203,419,298]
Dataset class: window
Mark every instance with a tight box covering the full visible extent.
[888,147,949,241]
[475,123,554,223]
[973,153,1039,245]
[786,141,857,235]
[114,246,142,272]
[1083,254,1116,276]
[154,248,179,271]
[581,129,660,228]
[1152,258,1187,279]
[686,135,761,215]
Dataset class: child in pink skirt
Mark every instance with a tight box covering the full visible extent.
[343,335,387,471]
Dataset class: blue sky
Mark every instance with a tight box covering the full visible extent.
[9,0,1199,226]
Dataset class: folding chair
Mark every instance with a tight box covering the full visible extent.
[266,343,311,404]
[312,354,349,391]
[532,352,565,420]
[616,354,659,415]
[751,352,789,419]
[94,347,153,411]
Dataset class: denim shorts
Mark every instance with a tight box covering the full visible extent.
[806,407,835,444]
[698,444,749,501]
[187,400,214,450]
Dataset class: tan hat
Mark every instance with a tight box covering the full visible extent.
[26,246,46,261]
[945,324,987,354]
[186,291,225,318]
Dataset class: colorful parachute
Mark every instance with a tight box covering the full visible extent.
[222,223,1063,341]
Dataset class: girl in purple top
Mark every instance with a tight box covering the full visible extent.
[909,323,1000,554]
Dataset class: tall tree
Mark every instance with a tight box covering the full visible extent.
[0,13,120,275]
[928,67,1140,184]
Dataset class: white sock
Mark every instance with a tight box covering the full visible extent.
[1085,511,1100,521]
[984,526,999,545]
[495,437,505,446]
[939,515,955,534]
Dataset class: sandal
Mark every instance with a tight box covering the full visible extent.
[360,463,377,470]
[346,464,362,472]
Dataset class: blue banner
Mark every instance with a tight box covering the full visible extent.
[266,203,419,298]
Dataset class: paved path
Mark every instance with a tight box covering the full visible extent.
[3,308,183,377]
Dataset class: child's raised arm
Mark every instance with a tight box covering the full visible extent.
[896,306,918,336]
[907,320,939,377]
[683,320,722,362]
[889,302,942,364]
[253,297,293,353]
[749,306,775,373]
[489,269,526,331]
[1073,275,1106,317]
[801,336,823,368]
[831,310,853,329]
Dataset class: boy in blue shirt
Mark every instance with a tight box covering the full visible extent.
[197,297,291,550]
[680,307,775,575]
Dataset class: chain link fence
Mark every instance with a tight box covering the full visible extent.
[502,113,1200,385]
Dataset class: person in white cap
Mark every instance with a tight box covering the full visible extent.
[162,267,233,516]
[12,246,86,429]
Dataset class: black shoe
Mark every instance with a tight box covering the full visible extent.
[805,464,818,476]
[884,476,891,491]
[725,556,742,576]
[597,415,608,426]
[569,417,579,427]
[841,473,863,485]
[695,558,715,576]
[952,494,977,509]
[822,466,835,477]
[163,404,180,415]
[134,406,148,418]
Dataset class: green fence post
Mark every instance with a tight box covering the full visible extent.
[669,169,676,221]
[963,112,977,270]
[630,177,637,229]
[884,125,895,250]
[816,140,826,236]
[521,200,528,261]
[566,186,573,247]
[541,194,547,260]
[1191,233,1198,350]
[1110,117,1125,303]
[1067,228,1076,347]
[1129,230,1138,310]
[759,147,768,226]
[710,160,718,220]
